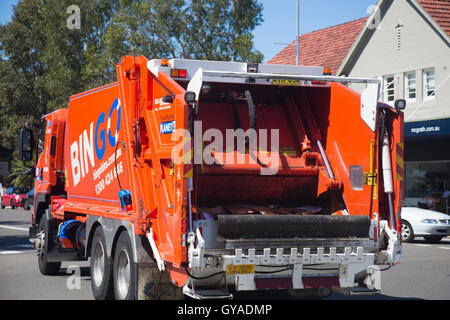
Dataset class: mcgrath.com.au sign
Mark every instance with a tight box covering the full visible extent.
[410,126,440,134]
[405,118,450,139]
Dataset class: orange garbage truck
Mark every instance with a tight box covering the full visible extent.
[19,56,404,300]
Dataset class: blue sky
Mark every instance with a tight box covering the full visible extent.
[253,0,377,61]
[0,0,377,62]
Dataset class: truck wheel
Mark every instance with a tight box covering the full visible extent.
[37,214,61,275]
[10,199,15,209]
[24,203,30,211]
[1,199,4,209]
[401,220,414,243]
[90,227,114,300]
[113,231,136,300]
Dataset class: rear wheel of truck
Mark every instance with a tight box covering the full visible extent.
[90,227,114,300]
[113,231,136,300]
[37,214,61,275]
[0,199,4,209]
[10,199,15,209]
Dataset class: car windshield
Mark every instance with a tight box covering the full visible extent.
[402,200,414,207]
[13,187,28,194]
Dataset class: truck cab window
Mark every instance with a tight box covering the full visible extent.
[37,119,47,161]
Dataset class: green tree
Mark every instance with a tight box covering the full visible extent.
[0,0,264,179]
[103,0,264,63]
[8,159,33,188]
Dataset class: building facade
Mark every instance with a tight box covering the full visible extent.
[270,0,450,213]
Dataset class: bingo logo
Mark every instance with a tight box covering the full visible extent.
[70,98,122,187]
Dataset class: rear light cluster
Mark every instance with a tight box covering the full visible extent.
[171,69,187,78]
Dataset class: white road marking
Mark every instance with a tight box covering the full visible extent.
[414,244,430,247]
[16,244,33,248]
[438,247,450,250]
[0,250,24,255]
[0,225,28,232]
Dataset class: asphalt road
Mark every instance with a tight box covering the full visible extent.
[1,207,449,300]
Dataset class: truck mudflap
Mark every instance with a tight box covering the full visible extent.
[217,215,371,239]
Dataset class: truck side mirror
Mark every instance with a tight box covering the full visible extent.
[18,128,34,162]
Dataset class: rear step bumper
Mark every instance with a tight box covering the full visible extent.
[185,237,376,298]
[185,217,400,299]
[218,215,371,239]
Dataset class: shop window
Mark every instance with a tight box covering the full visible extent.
[405,161,450,213]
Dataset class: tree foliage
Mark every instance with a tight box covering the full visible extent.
[0,0,264,186]
[8,159,33,188]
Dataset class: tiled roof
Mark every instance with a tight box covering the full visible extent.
[417,0,450,36]
[268,17,367,74]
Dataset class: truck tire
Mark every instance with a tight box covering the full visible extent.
[38,214,61,275]
[113,231,136,300]
[1,199,5,209]
[90,227,115,300]
[10,199,15,209]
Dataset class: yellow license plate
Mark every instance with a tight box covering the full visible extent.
[226,264,255,275]
[271,79,302,86]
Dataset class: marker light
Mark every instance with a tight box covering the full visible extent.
[395,99,406,111]
[171,69,187,78]
[184,91,196,104]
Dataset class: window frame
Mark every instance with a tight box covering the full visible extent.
[423,68,435,100]
[383,75,395,103]
[404,71,417,102]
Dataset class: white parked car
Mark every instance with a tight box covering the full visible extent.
[401,202,450,243]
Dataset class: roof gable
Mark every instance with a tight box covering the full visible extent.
[338,0,450,75]
[269,0,449,75]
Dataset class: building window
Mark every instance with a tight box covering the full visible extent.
[423,68,435,99]
[383,75,395,103]
[404,71,416,101]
